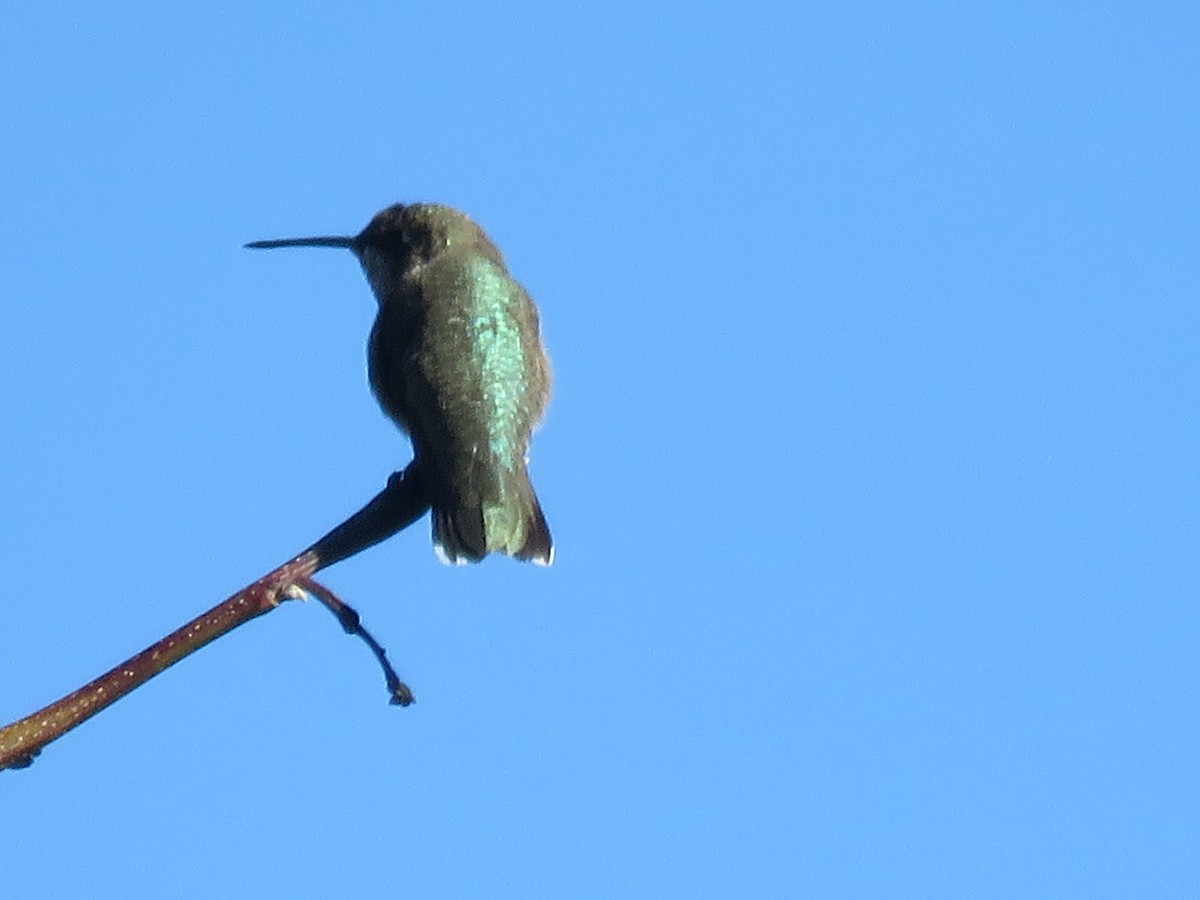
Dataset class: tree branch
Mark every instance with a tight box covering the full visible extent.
[0,464,431,772]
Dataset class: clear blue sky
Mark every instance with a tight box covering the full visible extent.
[1,3,1195,897]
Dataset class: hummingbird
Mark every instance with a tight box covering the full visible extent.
[247,203,553,566]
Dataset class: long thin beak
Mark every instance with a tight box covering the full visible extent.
[244,236,356,250]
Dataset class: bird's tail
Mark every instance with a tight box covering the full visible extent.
[432,468,553,566]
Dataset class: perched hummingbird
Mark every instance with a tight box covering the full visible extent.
[247,204,553,566]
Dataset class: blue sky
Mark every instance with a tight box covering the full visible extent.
[1,3,1196,897]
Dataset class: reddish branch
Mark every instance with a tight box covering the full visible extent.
[0,463,431,772]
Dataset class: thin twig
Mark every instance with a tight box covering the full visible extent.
[294,577,415,706]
